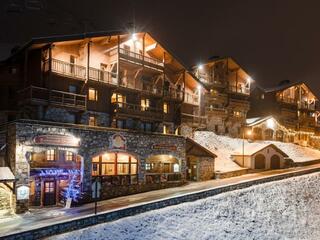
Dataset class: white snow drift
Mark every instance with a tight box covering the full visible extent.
[49,172,320,240]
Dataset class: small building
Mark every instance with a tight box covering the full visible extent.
[231,143,289,170]
[186,138,216,181]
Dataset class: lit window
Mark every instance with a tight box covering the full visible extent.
[89,115,97,126]
[175,128,180,135]
[261,94,265,99]
[46,149,55,161]
[141,98,150,111]
[163,125,168,134]
[173,163,180,173]
[163,102,169,113]
[91,153,138,176]
[111,93,126,108]
[65,151,74,161]
[88,88,98,101]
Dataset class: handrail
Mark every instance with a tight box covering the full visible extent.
[19,86,87,109]
[89,67,117,85]
[112,101,162,113]
[47,58,87,79]
[119,48,164,67]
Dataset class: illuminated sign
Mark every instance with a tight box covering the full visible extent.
[110,134,126,149]
[17,186,29,200]
[31,168,80,177]
[33,135,80,147]
[152,144,177,151]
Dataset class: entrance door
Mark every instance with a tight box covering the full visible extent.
[254,154,266,169]
[44,181,56,206]
[271,155,281,169]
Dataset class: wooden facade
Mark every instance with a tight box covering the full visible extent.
[193,57,251,137]
[0,31,205,135]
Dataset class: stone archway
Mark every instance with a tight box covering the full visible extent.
[254,154,266,169]
[270,155,281,169]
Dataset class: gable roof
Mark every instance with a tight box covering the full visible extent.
[232,143,288,157]
[186,137,217,158]
[246,115,275,127]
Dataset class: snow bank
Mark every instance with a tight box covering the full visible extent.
[49,172,320,240]
[194,131,320,172]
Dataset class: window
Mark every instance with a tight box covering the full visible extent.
[69,85,77,93]
[141,98,150,111]
[65,151,74,161]
[111,93,126,108]
[116,119,125,129]
[163,124,168,134]
[91,153,138,176]
[173,163,180,173]
[88,88,98,101]
[46,149,55,161]
[163,102,169,114]
[89,115,97,126]
[175,127,180,135]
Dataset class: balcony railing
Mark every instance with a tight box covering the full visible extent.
[118,48,164,70]
[298,101,316,110]
[228,85,250,95]
[112,102,163,120]
[89,67,118,85]
[163,87,184,101]
[45,58,87,79]
[184,92,199,105]
[19,86,87,110]
[181,113,207,127]
[277,96,296,105]
[145,173,182,184]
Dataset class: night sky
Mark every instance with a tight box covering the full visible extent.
[1,0,319,93]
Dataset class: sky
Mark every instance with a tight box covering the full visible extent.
[0,0,319,93]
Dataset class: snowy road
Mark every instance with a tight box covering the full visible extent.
[49,172,320,240]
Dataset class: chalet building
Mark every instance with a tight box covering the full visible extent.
[231,143,289,170]
[0,31,216,213]
[249,81,320,146]
[192,57,251,137]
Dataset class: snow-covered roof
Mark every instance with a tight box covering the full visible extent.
[246,116,274,126]
[232,143,288,157]
[0,167,15,181]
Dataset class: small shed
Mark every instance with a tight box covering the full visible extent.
[231,143,289,170]
[186,138,217,181]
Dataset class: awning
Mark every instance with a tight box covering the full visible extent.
[0,167,15,182]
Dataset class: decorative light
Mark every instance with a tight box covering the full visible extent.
[267,118,275,129]
[131,33,137,41]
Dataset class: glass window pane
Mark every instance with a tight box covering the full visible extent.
[92,163,99,176]
[92,156,100,162]
[117,153,129,163]
[130,163,137,174]
[131,157,137,163]
[102,153,116,162]
[117,163,129,174]
[101,163,115,175]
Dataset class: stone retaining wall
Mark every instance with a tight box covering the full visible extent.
[3,166,320,240]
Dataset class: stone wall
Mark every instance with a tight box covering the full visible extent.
[6,120,187,213]
[0,184,12,212]
[198,157,215,181]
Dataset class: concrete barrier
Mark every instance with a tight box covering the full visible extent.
[2,166,320,240]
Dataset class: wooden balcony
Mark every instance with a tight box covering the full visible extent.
[112,102,163,121]
[89,67,118,85]
[181,113,207,128]
[228,85,250,95]
[298,101,316,111]
[184,92,199,105]
[19,86,87,110]
[45,58,87,80]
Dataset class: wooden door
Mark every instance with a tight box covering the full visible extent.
[44,181,56,206]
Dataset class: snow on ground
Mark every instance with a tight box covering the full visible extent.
[266,141,320,162]
[49,172,320,240]
[194,131,320,172]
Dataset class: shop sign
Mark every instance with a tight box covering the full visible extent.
[110,134,126,150]
[152,143,177,151]
[17,186,29,200]
[33,135,80,147]
[32,168,80,177]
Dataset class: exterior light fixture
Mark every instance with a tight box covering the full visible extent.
[247,77,252,83]
[267,118,275,129]
[198,64,203,70]
[247,130,252,136]
[131,33,137,41]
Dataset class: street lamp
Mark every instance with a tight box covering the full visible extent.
[242,129,252,166]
